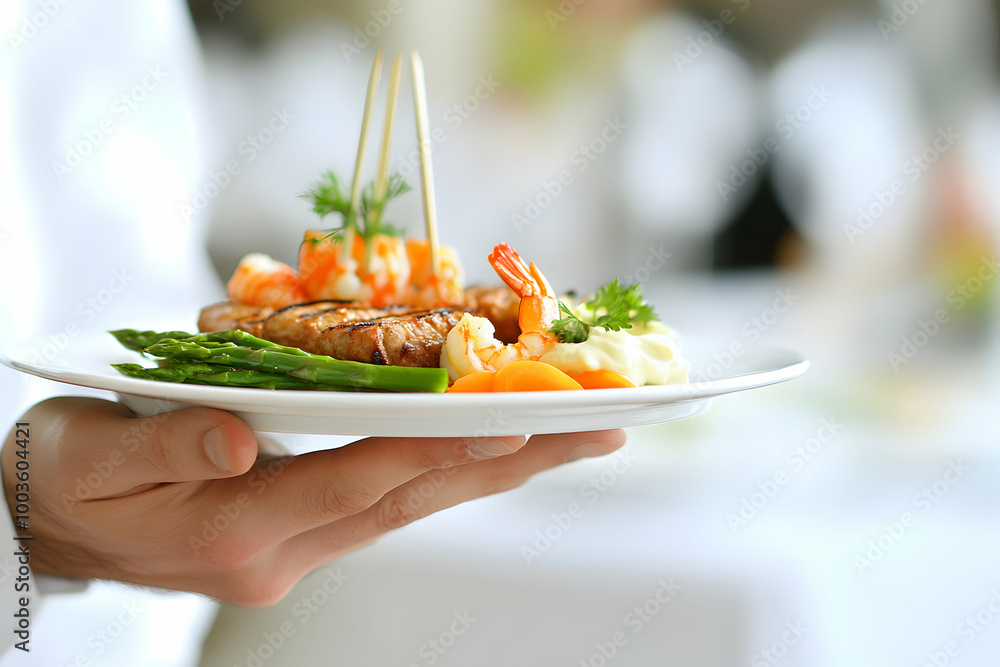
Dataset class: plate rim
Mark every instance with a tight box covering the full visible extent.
[1,333,810,411]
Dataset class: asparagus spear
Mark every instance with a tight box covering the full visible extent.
[147,338,446,392]
[110,329,449,393]
[110,329,194,353]
[111,363,337,390]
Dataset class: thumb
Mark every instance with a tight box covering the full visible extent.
[50,400,259,497]
[116,407,259,490]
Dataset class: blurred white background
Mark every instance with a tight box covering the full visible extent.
[3,0,1000,664]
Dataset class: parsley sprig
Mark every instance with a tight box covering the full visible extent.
[299,170,410,247]
[549,278,657,344]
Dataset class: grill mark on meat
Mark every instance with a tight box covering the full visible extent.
[313,308,467,367]
[324,308,457,329]
[398,340,418,364]
[371,332,386,365]
[199,301,474,368]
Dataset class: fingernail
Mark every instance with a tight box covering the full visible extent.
[204,426,232,472]
[468,437,518,459]
[566,443,611,462]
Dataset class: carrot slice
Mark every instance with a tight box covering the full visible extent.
[568,369,636,389]
[447,371,497,393]
[493,360,584,392]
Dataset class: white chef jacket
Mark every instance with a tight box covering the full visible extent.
[0,1,225,664]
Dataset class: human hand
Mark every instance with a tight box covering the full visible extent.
[2,397,625,607]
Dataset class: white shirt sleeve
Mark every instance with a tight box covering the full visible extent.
[0,0,222,663]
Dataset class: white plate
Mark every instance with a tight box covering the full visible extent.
[1,333,808,436]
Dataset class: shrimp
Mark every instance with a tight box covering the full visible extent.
[297,230,410,307]
[227,253,308,309]
[405,238,464,307]
[441,243,560,381]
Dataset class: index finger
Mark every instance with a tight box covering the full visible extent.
[233,433,527,541]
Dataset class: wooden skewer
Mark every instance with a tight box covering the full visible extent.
[343,49,384,264]
[374,54,403,200]
[410,51,441,278]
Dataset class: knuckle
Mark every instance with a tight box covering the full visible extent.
[409,440,469,472]
[294,479,379,521]
[195,535,261,572]
[144,424,183,478]
[410,449,449,471]
[324,483,379,516]
[481,470,529,497]
[375,497,421,532]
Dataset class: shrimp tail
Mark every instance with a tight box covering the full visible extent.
[528,261,554,296]
[489,243,545,297]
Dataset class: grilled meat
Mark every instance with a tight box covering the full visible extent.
[197,301,273,335]
[255,302,411,347]
[199,300,375,336]
[198,300,471,367]
[302,308,467,367]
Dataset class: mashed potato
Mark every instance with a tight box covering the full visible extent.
[539,320,689,386]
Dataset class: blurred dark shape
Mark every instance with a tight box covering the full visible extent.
[186,0,261,44]
[712,170,802,270]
